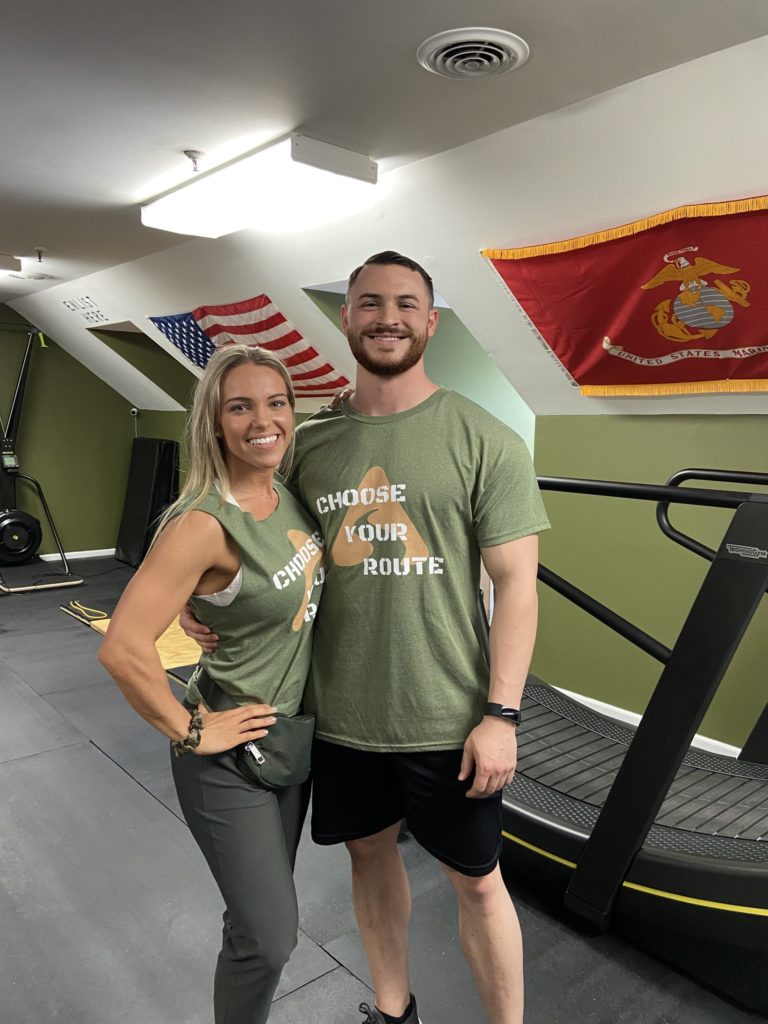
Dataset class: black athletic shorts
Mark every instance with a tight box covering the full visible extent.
[310,739,502,877]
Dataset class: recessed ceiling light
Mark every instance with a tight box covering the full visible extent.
[417,27,530,80]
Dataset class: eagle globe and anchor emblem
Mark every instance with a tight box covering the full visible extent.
[640,246,751,343]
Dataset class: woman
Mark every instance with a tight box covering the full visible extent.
[100,344,324,1024]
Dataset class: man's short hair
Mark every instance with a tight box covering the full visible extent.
[347,251,435,307]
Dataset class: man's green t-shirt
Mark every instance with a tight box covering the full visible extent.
[290,388,549,752]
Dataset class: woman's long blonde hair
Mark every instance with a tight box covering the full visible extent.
[154,344,296,537]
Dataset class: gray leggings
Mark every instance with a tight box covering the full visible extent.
[172,745,310,1024]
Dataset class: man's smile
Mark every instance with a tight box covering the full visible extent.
[365,331,410,344]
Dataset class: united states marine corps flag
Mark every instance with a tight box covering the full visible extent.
[483,196,768,396]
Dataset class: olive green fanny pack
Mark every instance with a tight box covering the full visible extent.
[194,668,314,791]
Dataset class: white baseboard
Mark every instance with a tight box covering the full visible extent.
[39,548,116,562]
[555,684,742,759]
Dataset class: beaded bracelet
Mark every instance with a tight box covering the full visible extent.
[171,708,205,757]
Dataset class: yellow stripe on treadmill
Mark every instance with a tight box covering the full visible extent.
[621,881,768,915]
[503,831,578,869]
[502,830,768,917]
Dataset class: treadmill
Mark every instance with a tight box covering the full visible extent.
[501,470,768,1013]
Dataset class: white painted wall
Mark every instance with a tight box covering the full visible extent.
[12,35,768,417]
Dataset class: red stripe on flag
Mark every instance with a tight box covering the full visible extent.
[283,347,319,367]
[249,311,289,334]
[257,330,304,351]
[203,316,288,341]
[193,295,272,319]
[293,376,349,391]
[290,362,335,381]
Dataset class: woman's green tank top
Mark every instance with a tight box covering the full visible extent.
[185,484,324,715]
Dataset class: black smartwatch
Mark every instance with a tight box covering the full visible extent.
[484,702,522,726]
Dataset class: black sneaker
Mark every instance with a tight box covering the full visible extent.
[358,994,422,1023]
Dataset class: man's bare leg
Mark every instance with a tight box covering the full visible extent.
[443,863,524,1024]
[346,822,412,1017]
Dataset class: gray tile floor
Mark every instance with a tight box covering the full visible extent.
[0,557,762,1023]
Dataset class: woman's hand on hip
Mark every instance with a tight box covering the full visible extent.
[195,703,277,755]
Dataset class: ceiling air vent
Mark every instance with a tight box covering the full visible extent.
[417,28,530,80]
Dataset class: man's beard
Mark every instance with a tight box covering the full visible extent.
[347,328,429,378]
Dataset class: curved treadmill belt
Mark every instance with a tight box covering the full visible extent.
[506,678,768,864]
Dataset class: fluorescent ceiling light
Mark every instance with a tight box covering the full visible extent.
[0,253,22,273]
[141,135,380,239]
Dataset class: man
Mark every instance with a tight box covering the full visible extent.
[186,252,549,1024]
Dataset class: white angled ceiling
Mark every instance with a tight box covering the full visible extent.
[5,3,768,418]
[2,0,768,299]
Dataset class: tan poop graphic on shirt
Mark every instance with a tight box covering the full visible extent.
[327,467,444,577]
[272,530,325,631]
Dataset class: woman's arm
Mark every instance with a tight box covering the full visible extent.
[99,512,276,753]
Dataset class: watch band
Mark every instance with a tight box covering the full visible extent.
[484,702,522,726]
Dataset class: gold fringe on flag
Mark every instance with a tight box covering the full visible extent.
[482,195,768,261]
[580,379,768,397]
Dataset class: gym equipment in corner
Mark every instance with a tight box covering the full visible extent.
[501,469,768,1013]
[115,436,179,568]
[0,326,83,593]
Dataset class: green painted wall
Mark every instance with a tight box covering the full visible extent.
[532,415,768,746]
[91,329,197,408]
[137,411,188,442]
[304,289,535,449]
[87,331,191,494]
[0,308,134,555]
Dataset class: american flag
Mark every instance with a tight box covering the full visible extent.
[149,294,349,397]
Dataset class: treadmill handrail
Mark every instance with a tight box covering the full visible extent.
[656,467,768,564]
[537,565,670,665]
[538,474,759,509]
[533,473,760,666]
